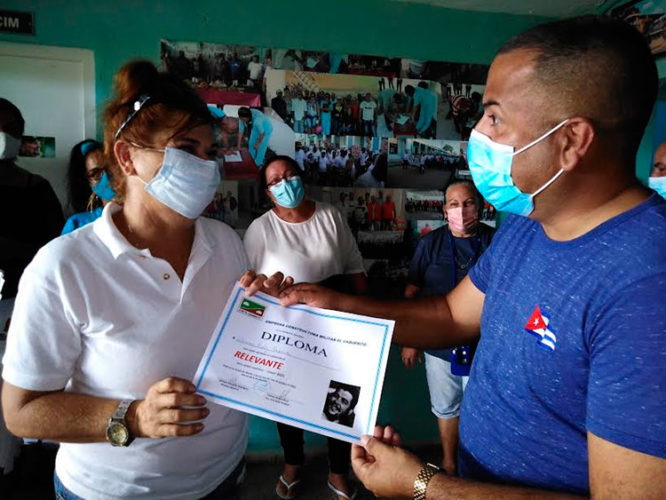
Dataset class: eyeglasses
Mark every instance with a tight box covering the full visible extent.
[267,173,299,189]
[86,166,105,181]
[114,94,153,140]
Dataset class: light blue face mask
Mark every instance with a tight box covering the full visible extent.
[467,119,569,216]
[92,172,116,201]
[141,147,221,219]
[269,176,305,208]
[648,176,666,199]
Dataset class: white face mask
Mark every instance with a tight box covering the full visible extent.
[139,147,221,219]
[0,132,21,160]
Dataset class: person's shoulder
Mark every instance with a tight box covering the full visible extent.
[421,225,449,247]
[27,223,101,279]
[199,216,243,247]
[608,194,666,263]
[200,216,248,263]
[245,209,273,234]
[315,202,344,221]
[0,164,49,189]
[495,214,534,234]
[632,193,666,228]
[478,221,497,239]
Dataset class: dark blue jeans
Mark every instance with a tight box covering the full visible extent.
[54,459,245,499]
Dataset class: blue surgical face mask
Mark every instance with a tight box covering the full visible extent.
[269,176,305,208]
[648,176,666,199]
[467,119,569,216]
[141,147,221,219]
[92,172,116,201]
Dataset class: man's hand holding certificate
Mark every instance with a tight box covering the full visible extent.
[194,283,394,443]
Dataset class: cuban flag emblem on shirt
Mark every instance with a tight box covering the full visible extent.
[524,305,557,351]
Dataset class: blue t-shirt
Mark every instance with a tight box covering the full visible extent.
[461,194,666,494]
[61,207,103,235]
[408,223,494,359]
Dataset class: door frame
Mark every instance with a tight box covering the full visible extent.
[0,41,96,139]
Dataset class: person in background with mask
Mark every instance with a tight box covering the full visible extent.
[61,139,115,234]
[1,60,273,499]
[243,155,367,500]
[0,98,64,302]
[649,140,666,198]
[401,180,494,476]
[279,16,666,498]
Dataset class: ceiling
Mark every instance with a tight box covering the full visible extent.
[392,0,608,18]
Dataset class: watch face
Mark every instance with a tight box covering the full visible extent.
[107,421,129,446]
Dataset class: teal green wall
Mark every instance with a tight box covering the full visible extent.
[0,0,550,126]
[0,0,556,454]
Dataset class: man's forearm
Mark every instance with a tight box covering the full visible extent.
[335,293,476,348]
[425,474,583,500]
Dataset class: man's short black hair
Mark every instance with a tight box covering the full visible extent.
[498,15,657,162]
[237,107,252,119]
[329,381,360,410]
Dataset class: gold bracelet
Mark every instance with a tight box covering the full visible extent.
[413,462,440,500]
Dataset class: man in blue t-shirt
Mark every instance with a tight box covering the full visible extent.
[279,15,666,498]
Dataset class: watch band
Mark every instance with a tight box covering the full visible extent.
[413,462,440,500]
[112,399,133,420]
[106,399,134,447]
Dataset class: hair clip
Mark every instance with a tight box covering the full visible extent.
[114,94,153,140]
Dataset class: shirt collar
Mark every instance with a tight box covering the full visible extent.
[93,202,215,259]
[93,202,138,259]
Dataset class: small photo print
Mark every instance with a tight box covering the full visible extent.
[19,136,55,158]
[202,180,239,228]
[322,380,361,428]
[412,219,446,239]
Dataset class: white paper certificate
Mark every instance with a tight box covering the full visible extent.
[193,283,394,443]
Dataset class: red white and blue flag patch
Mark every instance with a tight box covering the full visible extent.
[524,305,557,351]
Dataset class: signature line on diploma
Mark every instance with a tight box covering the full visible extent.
[287,352,338,370]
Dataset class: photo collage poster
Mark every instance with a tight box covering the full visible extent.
[161,40,493,298]
[608,0,665,57]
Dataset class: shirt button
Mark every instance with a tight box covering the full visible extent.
[163,273,170,280]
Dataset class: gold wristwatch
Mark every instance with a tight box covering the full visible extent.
[413,462,440,500]
[105,399,134,447]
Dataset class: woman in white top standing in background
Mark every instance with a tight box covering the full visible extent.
[243,155,367,500]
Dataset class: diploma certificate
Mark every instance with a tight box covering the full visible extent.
[194,284,394,443]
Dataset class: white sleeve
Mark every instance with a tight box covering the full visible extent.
[333,209,365,275]
[2,261,82,391]
[224,223,250,275]
[242,219,266,272]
